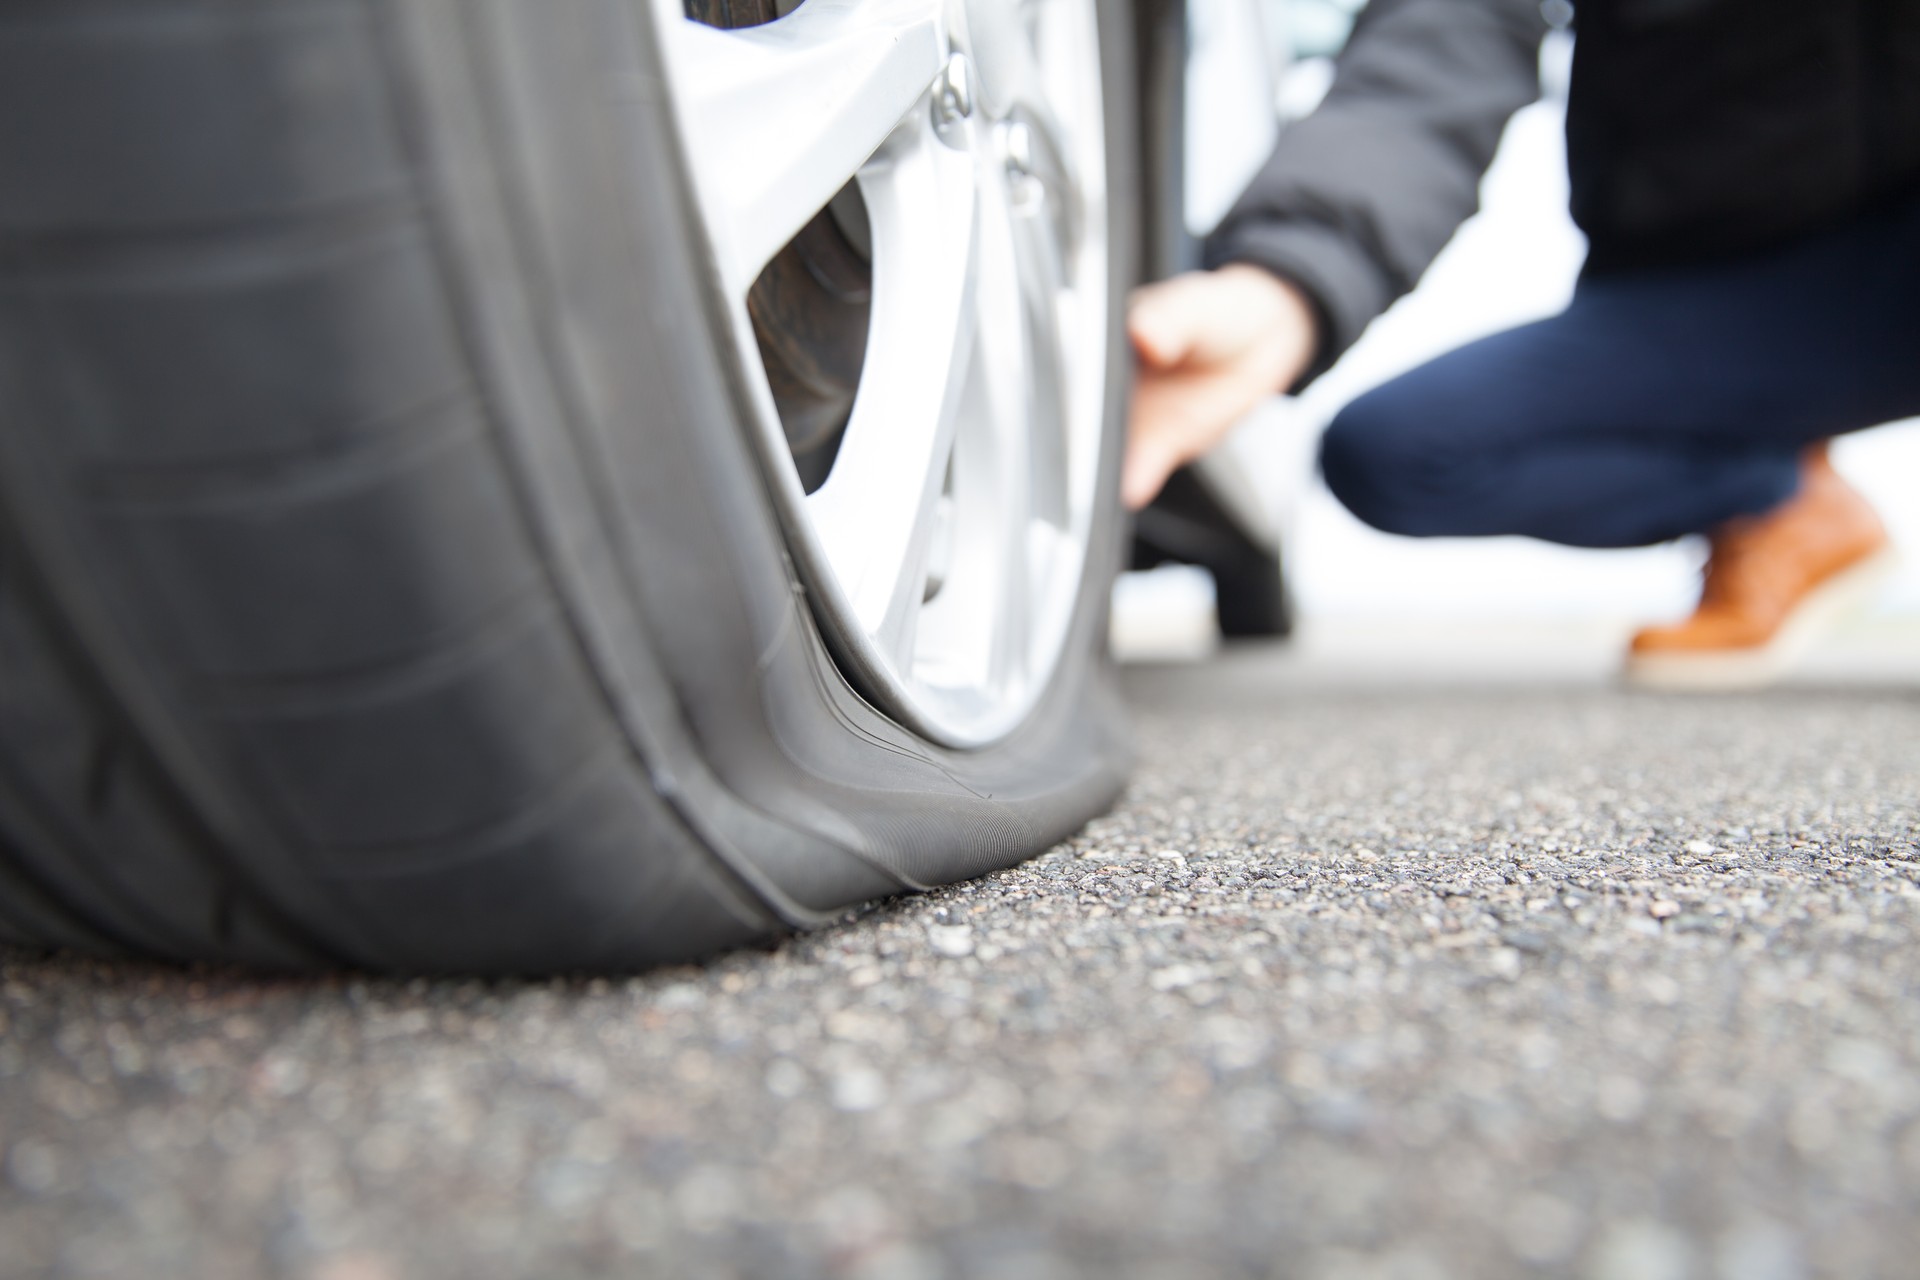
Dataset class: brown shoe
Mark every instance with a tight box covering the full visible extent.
[1625,444,1895,690]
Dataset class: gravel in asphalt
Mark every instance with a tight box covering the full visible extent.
[2,653,1918,1280]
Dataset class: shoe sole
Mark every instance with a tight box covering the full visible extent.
[1622,545,1900,692]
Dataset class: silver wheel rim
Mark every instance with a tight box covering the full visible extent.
[650,0,1110,748]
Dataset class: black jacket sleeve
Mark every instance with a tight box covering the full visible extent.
[1203,0,1548,387]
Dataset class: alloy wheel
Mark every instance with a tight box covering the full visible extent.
[652,0,1111,747]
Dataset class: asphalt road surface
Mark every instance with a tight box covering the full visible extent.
[3,632,1918,1280]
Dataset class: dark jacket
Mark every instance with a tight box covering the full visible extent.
[1206,0,1920,386]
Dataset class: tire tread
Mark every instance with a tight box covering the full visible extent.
[0,0,777,970]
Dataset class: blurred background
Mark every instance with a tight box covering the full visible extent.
[1116,0,1920,666]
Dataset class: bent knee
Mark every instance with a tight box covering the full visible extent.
[1318,393,1459,537]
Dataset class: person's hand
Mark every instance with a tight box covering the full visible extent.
[1122,265,1320,510]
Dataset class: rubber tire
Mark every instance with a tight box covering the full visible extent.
[0,0,1136,973]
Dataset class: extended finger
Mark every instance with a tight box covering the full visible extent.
[1123,366,1266,509]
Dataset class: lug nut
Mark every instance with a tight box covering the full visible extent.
[934,54,973,124]
[1005,120,1034,176]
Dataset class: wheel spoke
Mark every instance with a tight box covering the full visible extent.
[803,123,979,663]
[663,0,948,295]
[911,153,1032,691]
[959,0,1049,130]
[974,165,1039,687]
[1010,162,1073,530]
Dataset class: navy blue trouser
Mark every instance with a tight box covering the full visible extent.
[1318,188,1920,549]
